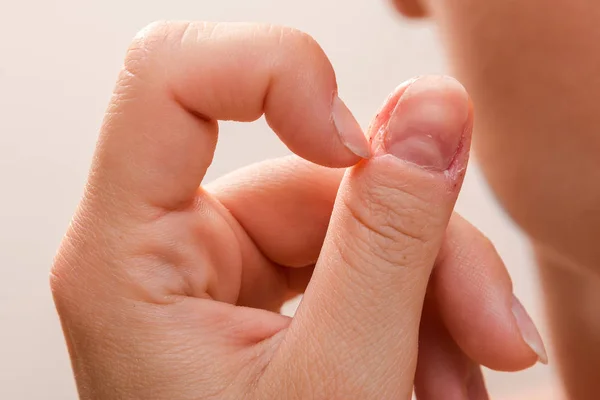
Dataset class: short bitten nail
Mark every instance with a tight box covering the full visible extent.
[332,95,371,158]
[511,295,549,364]
[384,76,469,171]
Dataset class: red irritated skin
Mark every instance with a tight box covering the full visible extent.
[368,77,470,178]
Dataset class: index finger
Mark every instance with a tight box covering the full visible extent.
[93,21,369,215]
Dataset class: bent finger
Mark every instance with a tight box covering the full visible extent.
[93,21,368,218]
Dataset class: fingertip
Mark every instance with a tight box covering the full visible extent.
[369,76,472,177]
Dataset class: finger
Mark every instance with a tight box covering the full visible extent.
[210,155,546,372]
[415,299,490,400]
[259,76,473,398]
[93,21,368,217]
[434,214,548,370]
[204,157,342,309]
[206,156,344,268]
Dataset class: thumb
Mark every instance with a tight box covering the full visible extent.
[262,76,472,399]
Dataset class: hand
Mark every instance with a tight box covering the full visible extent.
[51,22,544,399]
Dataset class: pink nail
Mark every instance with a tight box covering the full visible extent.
[384,76,469,171]
[332,95,371,159]
[512,295,548,364]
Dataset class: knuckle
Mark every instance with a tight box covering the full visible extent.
[49,214,107,304]
[49,202,134,307]
[49,260,68,301]
[340,183,440,267]
[50,241,88,309]
[448,214,499,262]
[272,25,327,60]
[124,20,187,78]
[281,27,318,48]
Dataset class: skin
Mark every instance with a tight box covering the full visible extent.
[394,0,600,398]
[51,22,546,399]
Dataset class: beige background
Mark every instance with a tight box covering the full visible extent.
[0,0,556,398]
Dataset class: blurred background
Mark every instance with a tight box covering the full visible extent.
[0,0,555,398]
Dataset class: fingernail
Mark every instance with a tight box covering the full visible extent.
[511,295,548,364]
[332,95,371,158]
[384,76,469,171]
